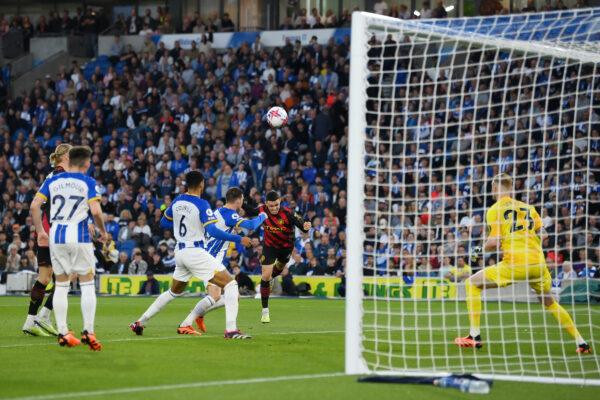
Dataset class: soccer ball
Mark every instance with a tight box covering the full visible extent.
[266,106,288,128]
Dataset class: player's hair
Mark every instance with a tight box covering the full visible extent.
[225,187,244,203]
[49,144,72,167]
[265,190,280,202]
[185,170,205,189]
[68,146,92,167]
[492,173,513,190]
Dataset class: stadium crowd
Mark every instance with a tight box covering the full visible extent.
[0,3,598,288]
[0,30,350,279]
[362,36,600,283]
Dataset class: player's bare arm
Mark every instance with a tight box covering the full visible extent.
[89,200,108,243]
[537,226,548,242]
[483,235,500,253]
[30,195,48,247]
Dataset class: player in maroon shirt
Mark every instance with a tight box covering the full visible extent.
[22,144,71,336]
[247,191,311,323]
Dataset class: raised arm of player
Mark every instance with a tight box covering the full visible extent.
[532,206,548,242]
[205,223,251,246]
[537,226,548,242]
[160,205,174,229]
[290,210,311,232]
[238,214,267,231]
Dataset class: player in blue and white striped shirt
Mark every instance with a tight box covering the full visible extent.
[130,172,254,339]
[31,146,107,350]
[178,187,266,332]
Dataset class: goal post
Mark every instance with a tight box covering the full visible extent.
[346,9,369,375]
[346,10,600,385]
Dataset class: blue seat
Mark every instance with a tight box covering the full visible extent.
[12,128,29,142]
[119,240,137,258]
[46,136,62,148]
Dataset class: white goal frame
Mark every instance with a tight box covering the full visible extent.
[345,10,600,386]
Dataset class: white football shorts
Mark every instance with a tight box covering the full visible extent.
[49,242,96,276]
[173,247,226,284]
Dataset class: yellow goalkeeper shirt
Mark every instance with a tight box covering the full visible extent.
[486,196,544,266]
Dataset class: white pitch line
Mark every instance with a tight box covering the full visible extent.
[2,372,346,400]
[0,329,346,349]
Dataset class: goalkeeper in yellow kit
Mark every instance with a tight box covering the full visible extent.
[455,174,591,354]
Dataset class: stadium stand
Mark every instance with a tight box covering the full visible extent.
[0,2,596,288]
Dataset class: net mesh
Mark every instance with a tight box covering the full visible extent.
[349,10,600,383]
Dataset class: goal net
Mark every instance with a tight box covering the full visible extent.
[346,9,600,385]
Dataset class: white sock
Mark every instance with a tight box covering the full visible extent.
[53,282,71,335]
[576,336,586,346]
[224,281,239,332]
[262,308,269,316]
[38,306,51,320]
[470,328,481,338]
[23,314,36,329]
[180,296,215,327]
[208,296,226,314]
[80,282,96,333]
[139,289,180,325]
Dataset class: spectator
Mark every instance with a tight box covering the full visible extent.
[420,1,433,18]
[432,1,448,18]
[79,9,98,58]
[129,252,148,274]
[19,253,35,272]
[450,256,471,281]
[111,252,130,274]
[126,8,141,35]
[101,233,118,272]
[138,270,160,295]
[251,35,263,54]
[233,265,254,295]
[221,13,235,32]
[108,35,124,66]
[522,0,537,12]
[306,256,325,276]
[374,0,389,15]
[280,17,294,30]
[288,251,308,275]
[149,252,166,273]
[21,16,34,51]
[281,267,299,296]
[6,245,21,272]
[162,246,176,272]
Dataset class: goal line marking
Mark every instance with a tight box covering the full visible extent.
[3,372,346,400]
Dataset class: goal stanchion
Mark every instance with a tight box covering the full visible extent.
[346,10,600,385]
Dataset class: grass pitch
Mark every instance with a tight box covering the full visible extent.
[0,296,598,400]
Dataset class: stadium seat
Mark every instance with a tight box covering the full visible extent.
[46,136,62,148]
[119,240,137,258]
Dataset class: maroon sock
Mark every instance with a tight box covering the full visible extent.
[271,266,283,279]
[28,281,46,316]
[260,280,270,308]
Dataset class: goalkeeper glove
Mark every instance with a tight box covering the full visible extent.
[471,246,483,264]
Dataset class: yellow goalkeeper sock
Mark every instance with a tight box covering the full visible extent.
[545,301,583,343]
[466,280,482,337]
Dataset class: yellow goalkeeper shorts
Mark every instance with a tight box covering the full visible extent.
[483,261,552,294]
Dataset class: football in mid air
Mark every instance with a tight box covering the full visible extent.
[266,106,288,128]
